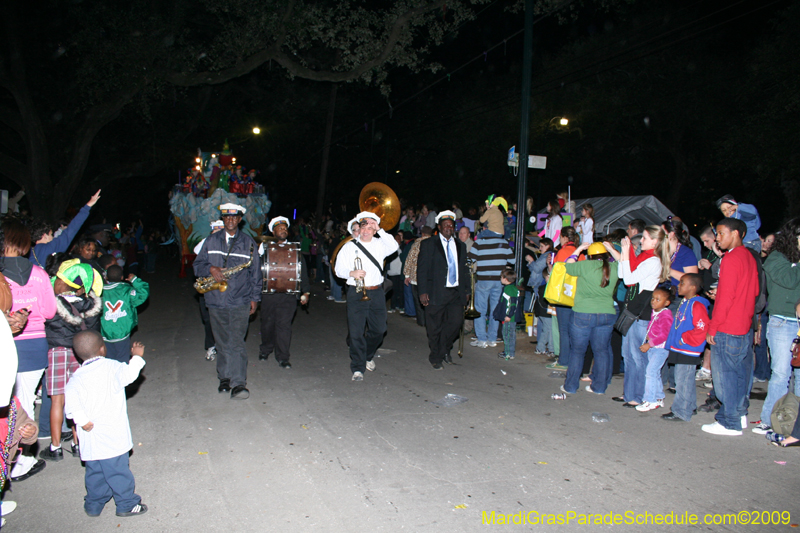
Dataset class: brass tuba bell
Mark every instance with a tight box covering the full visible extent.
[358,182,400,231]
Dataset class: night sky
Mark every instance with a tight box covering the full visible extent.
[1,0,796,234]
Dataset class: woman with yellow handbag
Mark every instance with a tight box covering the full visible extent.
[559,243,618,395]
[545,227,580,371]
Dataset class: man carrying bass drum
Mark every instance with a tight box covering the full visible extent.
[258,216,311,370]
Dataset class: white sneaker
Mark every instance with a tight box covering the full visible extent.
[752,422,771,434]
[741,415,748,431]
[352,371,364,382]
[470,340,487,348]
[695,367,711,380]
[487,341,498,348]
[702,381,713,388]
[585,385,603,394]
[205,346,216,361]
[1,501,16,517]
[326,295,335,301]
[366,360,376,372]
[635,400,661,412]
[701,421,742,436]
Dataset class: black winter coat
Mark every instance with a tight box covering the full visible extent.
[45,292,102,348]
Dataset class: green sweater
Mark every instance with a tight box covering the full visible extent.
[565,260,618,315]
[763,251,800,318]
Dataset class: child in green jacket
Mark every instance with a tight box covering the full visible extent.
[101,265,150,362]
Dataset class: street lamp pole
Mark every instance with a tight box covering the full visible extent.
[514,0,535,276]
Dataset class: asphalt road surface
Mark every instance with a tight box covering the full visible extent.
[5,260,797,532]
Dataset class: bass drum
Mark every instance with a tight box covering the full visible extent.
[261,242,301,294]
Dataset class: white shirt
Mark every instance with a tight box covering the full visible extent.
[193,238,206,255]
[334,229,399,287]
[544,216,562,241]
[439,234,459,287]
[618,256,661,292]
[65,356,145,461]
[0,314,18,408]
[577,218,594,244]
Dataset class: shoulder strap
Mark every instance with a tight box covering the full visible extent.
[352,240,383,273]
[223,231,241,268]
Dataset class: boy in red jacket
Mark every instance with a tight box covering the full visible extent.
[702,218,758,436]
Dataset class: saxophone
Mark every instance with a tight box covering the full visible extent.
[194,244,254,294]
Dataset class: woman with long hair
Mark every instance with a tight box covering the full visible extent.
[3,218,57,480]
[559,242,619,395]
[661,217,698,289]
[755,218,800,434]
[544,200,563,242]
[604,225,670,406]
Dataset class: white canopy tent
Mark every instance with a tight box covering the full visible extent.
[572,195,674,235]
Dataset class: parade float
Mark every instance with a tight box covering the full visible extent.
[170,141,271,276]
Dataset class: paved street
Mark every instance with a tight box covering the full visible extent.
[5,260,797,532]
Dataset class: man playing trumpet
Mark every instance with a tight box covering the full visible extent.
[334,212,399,381]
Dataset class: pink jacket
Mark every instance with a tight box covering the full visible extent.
[645,308,674,349]
[9,265,57,341]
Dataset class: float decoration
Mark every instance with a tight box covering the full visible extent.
[170,145,271,277]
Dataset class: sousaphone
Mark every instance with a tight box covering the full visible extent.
[330,183,400,265]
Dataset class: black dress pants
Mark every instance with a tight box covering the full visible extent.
[260,293,298,362]
[424,288,463,365]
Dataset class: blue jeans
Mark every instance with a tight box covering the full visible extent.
[760,316,800,423]
[329,269,343,301]
[474,280,502,342]
[671,362,699,420]
[563,312,615,394]
[556,306,574,366]
[711,331,753,430]
[403,282,416,317]
[753,312,771,381]
[643,347,669,403]
[622,319,648,403]
[536,316,553,352]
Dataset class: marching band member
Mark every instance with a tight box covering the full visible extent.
[258,217,310,369]
[193,203,261,400]
[334,212,398,381]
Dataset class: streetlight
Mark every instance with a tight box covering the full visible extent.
[252,127,261,135]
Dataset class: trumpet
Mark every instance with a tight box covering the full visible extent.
[354,254,370,301]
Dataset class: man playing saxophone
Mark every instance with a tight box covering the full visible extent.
[193,203,261,399]
[334,212,399,382]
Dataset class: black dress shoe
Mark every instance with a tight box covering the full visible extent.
[230,385,250,399]
[10,458,46,482]
[622,402,639,408]
[432,363,444,370]
[666,387,676,394]
[279,360,292,369]
[39,446,64,461]
[611,396,625,402]
[661,412,685,421]
[444,353,453,364]
[697,398,721,412]
[218,379,231,393]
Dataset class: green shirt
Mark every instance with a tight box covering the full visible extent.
[565,260,618,315]
[763,251,800,318]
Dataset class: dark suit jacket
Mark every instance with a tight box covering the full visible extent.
[417,234,470,306]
